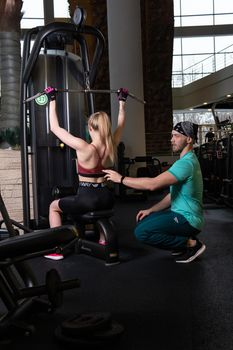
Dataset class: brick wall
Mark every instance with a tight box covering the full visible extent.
[0,149,23,223]
[141,0,174,156]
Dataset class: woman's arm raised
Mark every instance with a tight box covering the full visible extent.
[113,88,128,146]
[49,99,87,151]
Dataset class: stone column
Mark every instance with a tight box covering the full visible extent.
[107,0,146,159]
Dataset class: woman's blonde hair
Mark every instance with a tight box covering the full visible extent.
[88,111,116,164]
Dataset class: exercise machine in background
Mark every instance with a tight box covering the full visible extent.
[117,142,163,200]
[197,132,233,208]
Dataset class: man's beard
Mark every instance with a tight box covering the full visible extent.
[172,142,186,153]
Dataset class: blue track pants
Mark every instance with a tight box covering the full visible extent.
[134,210,200,250]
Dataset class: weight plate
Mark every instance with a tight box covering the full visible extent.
[92,320,124,340]
[35,94,48,105]
[55,325,109,347]
[61,312,112,336]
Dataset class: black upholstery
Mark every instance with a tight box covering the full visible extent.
[73,209,114,222]
[0,225,78,259]
[0,194,81,340]
[71,209,119,265]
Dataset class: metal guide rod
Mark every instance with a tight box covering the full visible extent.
[23,88,146,104]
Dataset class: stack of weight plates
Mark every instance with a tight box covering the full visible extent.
[54,311,124,346]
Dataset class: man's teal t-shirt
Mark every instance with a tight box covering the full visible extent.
[168,151,204,230]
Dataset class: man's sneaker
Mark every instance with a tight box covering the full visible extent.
[175,240,206,263]
[171,248,187,256]
[44,253,64,260]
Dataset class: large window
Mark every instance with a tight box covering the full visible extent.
[173,0,233,87]
[20,1,70,55]
[174,0,233,27]
[21,0,69,29]
[21,0,44,28]
[53,0,69,18]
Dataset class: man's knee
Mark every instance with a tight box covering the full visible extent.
[134,225,147,242]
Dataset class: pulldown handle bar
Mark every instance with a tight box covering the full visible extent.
[23,88,146,105]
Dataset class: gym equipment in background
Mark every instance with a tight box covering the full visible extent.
[117,142,162,200]
[197,133,233,207]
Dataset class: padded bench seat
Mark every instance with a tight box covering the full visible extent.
[72,209,114,222]
[0,225,78,259]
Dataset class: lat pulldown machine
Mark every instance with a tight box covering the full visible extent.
[20,8,120,265]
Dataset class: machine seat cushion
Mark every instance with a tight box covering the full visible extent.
[74,210,114,222]
[0,225,78,259]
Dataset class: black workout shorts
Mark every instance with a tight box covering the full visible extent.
[58,182,115,214]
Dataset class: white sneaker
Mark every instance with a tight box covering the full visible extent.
[44,253,64,260]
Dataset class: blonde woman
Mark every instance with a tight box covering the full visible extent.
[44,86,128,259]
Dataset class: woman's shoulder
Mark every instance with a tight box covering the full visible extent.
[76,142,94,159]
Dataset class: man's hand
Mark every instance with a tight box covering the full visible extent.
[103,169,122,183]
[136,209,152,222]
